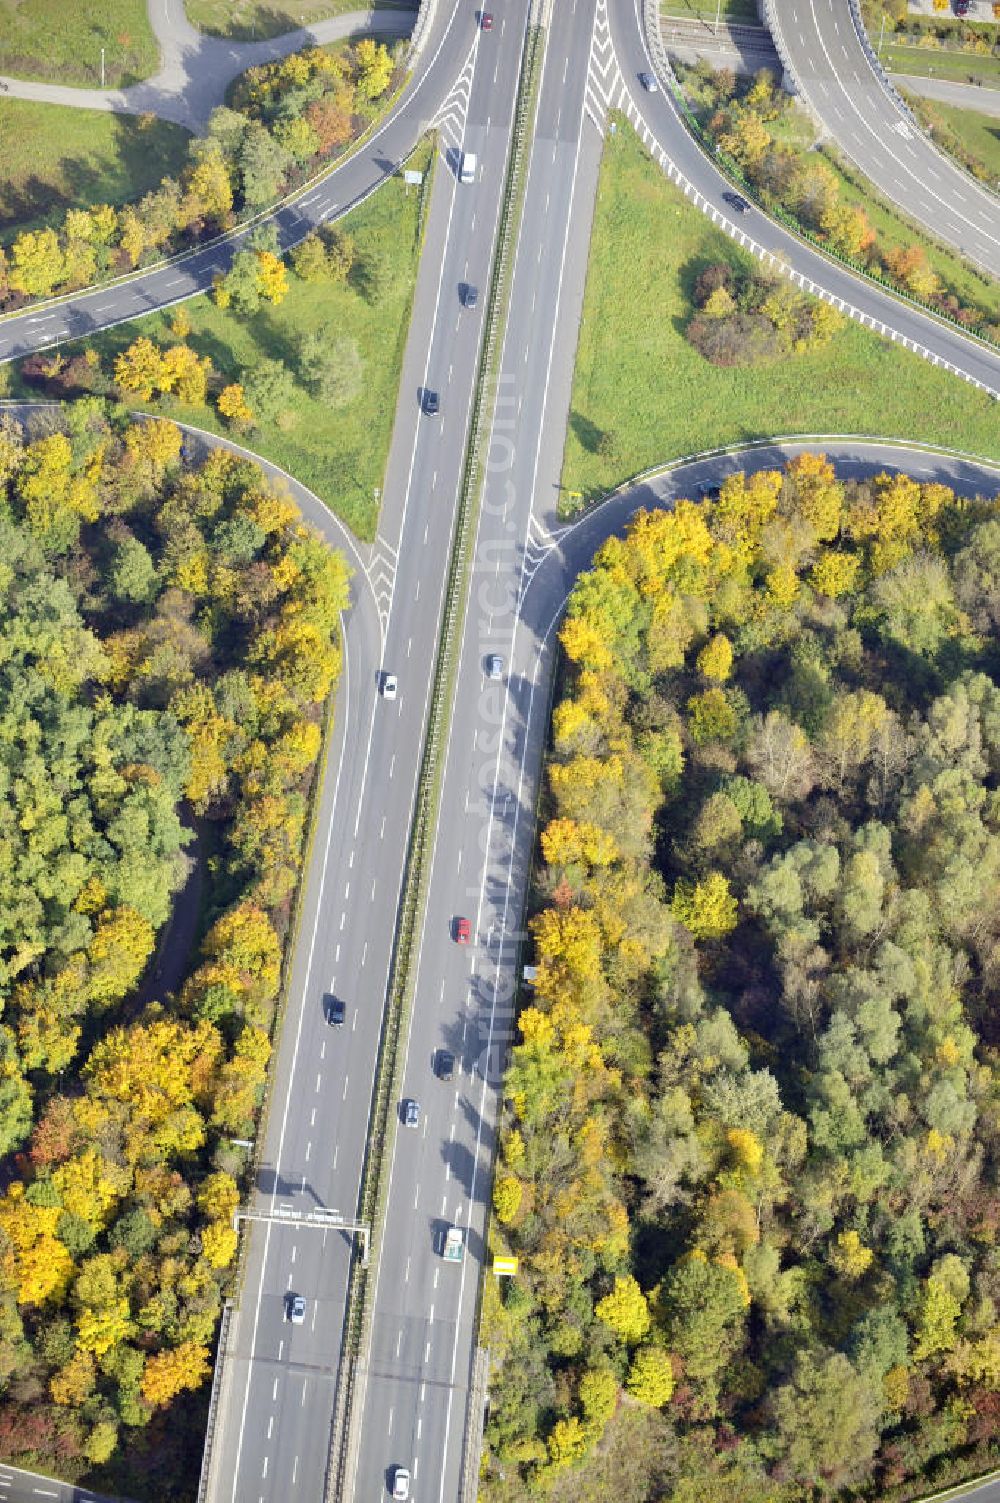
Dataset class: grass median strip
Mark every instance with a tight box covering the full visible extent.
[561,121,1000,505]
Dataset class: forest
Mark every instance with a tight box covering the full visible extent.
[483,456,1000,1502]
[0,403,348,1494]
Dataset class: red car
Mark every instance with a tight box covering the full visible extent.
[481,11,493,28]
[454,916,471,944]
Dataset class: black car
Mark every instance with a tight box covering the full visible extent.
[463,283,479,309]
[722,190,750,214]
[326,994,346,1027]
[423,389,440,416]
[436,1049,456,1081]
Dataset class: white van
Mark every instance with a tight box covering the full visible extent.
[460,151,477,184]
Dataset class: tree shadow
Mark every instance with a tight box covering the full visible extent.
[568,409,604,454]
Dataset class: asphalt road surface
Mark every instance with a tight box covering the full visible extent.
[203,4,534,1502]
[768,0,1000,277]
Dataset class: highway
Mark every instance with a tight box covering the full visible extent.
[350,420,1000,1500]
[202,4,533,1502]
[765,0,1000,278]
[348,4,603,1500]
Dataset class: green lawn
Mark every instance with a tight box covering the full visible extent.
[661,0,758,23]
[885,44,1000,86]
[561,122,1000,504]
[913,97,1000,180]
[12,141,432,540]
[0,0,158,86]
[186,0,415,41]
[0,101,191,238]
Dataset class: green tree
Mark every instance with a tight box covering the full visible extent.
[770,1352,881,1493]
[241,359,297,425]
[298,330,363,407]
[109,537,157,603]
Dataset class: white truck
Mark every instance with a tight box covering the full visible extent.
[459,151,477,184]
[442,1226,464,1263]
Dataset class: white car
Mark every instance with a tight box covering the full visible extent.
[382,672,398,700]
[392,1467,410,1500]
[486,654,504,680]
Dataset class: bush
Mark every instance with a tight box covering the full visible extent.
[687,310,783,366]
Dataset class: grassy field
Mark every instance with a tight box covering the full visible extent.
[885,44,1000,86]
[661,0,758,22]
[913,97,1000,179]
[561,122,1000,502]
[11,141,432,540]
[186,0,415,41]
[0,101,190,238]
[0,0,158,86]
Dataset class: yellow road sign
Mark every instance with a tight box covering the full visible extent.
[493,1256,519,1277]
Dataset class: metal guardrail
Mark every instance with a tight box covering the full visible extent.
[196,1302,233,1503]
[458,1346,490,1503]
[845,0,920,126]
